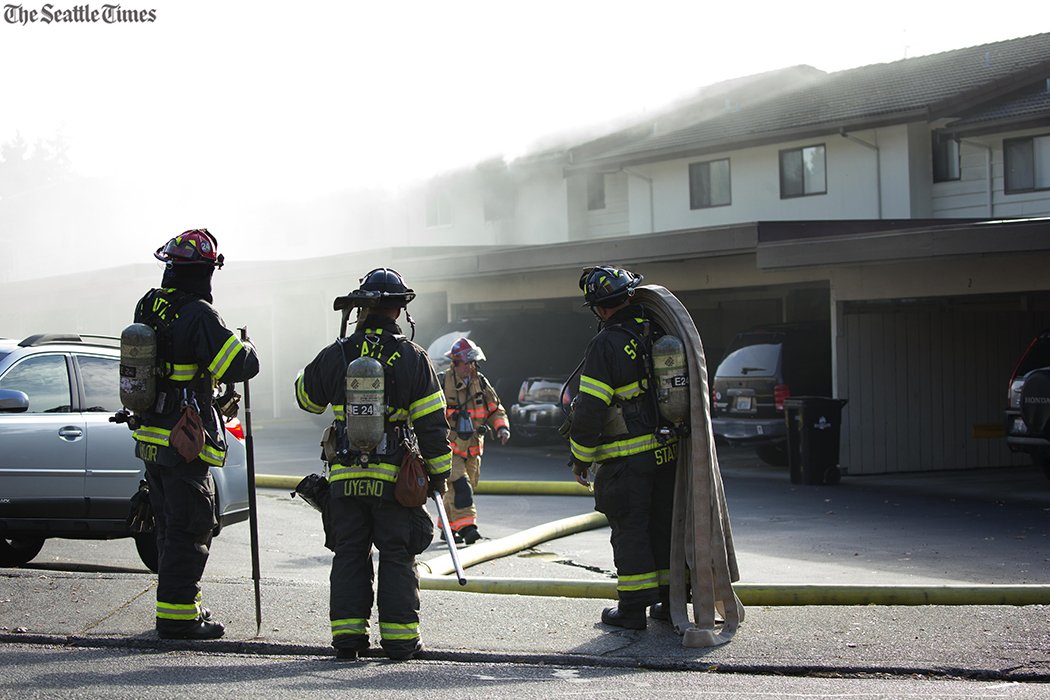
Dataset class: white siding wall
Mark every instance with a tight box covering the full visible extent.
[511,168,570,245]
[636,128,917,233]
[931,126,1050,218]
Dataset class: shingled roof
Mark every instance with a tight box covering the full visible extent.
[568,32,1050,170]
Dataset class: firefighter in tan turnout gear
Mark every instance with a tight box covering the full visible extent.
[293,268,452,661]
[440,338,510,544]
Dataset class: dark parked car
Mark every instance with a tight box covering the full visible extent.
[0,333,250,570]
[423,313,596,422]
[509,376,573,444]
[711,321,831,465]
[1005,328,1050,479]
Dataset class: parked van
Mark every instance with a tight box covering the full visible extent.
[711,322,831,465]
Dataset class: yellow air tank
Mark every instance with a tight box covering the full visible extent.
[652,334,689,426]
[345,356,385,454]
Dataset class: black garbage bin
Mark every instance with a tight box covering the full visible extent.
[783,396,848,485]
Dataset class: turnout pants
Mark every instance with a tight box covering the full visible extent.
[144,460,216,627]
[326,490,433,655]
[592,450,675,609]
[442,451,481,533]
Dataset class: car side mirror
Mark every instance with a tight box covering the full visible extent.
[0,389,30,413]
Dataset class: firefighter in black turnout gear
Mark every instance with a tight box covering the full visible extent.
[128,229,260,640]
[294,268,452,661]
[569,265,677,631]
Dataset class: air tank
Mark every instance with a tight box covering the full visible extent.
[119,322,157,412]
[652,334,689,426]
[345,356,386,454]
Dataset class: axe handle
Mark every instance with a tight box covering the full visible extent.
[432,492,467,585]
[239,326,263,635]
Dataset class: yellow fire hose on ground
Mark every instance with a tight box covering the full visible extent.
[257,474,1050,606]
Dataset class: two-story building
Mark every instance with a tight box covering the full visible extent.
[5,32,1050,475]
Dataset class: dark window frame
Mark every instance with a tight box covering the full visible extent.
[932,133,961,183]
[1004,134,1050,194]
[688,158,732,209]
[779,143,827,199]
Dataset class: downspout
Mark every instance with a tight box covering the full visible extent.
[960,139,994,218]
[622,167,655,233]
[840,129,881,219]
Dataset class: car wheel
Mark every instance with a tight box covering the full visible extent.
[133,532,159,573]
[823,466,842,485]
[755,443,788,466]
[0,537,45,567]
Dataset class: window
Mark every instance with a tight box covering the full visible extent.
[1004,134,1050,193]
[779,144,826,198]
[0,354,72,413]
[587,173,606,210]
[425,188,451,227]
[932,133,961,182]
[689,158,731,209]
[76,355,121,412]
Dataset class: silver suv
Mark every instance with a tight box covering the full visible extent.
[0,333,250,571]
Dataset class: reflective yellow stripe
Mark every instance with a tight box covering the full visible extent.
[208,334,244,381]
[657,569,671,586]
[295,372,326,414]
[613,380,644,400]
[593,433,672,461]
[425,451,452,476]
[331,618,369,636]
[387,407,409,421]
[329,462,399,483]
[333,405,345,421]
[199,443,226,466]
[617,571,659,592]
[133,426,171,446]
[579,375,613,405]
[379,621,419,640]
[156,601,199,620]
[167,362,200,382]
[570,438,597,463]
[409,390,445,421]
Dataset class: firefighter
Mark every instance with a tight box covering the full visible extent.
[130,229,260,640]
[569,265,677,630]
[440,338,510,545]
[293,268,452,661]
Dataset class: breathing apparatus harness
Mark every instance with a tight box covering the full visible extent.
[560,304,677,445]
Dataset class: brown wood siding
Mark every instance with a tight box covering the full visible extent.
[841,306,1050,474]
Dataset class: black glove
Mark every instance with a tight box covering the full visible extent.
[428,475,447,496]
[215,384,241,419]
[127,480,154,533]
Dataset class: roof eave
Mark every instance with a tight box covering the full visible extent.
[565,110,931,173]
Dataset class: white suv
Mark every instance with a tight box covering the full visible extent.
[0,333,250,570]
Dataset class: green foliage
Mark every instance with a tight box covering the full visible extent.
[0,131,73,199]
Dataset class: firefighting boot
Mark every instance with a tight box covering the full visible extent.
[386,641,423,661]
[440,529,464,545]
[157,619,226,640]
[459,525,482,545]
[648,602,670,621]
[601,604,646,630]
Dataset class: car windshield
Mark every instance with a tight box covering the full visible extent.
[717,337,782,377]
[522,378,563,403]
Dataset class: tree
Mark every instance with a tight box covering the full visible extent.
[0,131,73,200]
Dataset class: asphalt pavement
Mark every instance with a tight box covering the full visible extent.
[1,422,1049,683]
